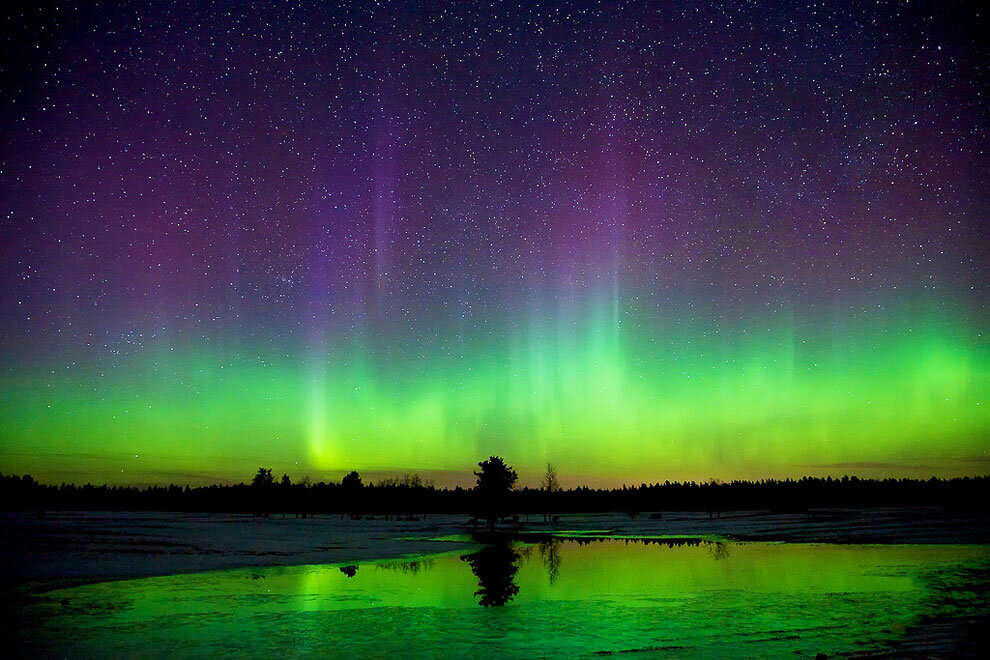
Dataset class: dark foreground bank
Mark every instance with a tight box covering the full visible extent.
[3,472,989,517]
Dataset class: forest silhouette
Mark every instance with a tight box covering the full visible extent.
[2,458,988,517]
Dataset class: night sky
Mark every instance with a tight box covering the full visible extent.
[1,1,987,487]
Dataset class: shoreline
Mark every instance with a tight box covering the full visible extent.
[2,507,988,588]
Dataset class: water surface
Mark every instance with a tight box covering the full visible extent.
[11,539,989,657]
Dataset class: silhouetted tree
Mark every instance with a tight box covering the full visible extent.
[376,473,424,488]
[252,467,274,488]
[250,468,275,516]
[341,471,363,489]
[542,462,561,523]
[461,544,521,607]
[280,474,291,487]
[542,463,561,492]
[474,456,518,531]
[339,470,363,517]
[475,456,517,493]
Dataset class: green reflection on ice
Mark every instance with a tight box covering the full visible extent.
[15,540,990,657]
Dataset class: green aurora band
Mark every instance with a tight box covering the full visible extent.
[1,297,986,486]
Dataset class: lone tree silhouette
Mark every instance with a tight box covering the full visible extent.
[541,462,561,493]
[541,462,561,523]
[474,456,518,531]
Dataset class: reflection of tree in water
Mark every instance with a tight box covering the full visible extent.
[527,535,730,566]
[339,565,358,577]
[461,544,521,607]
[377,558,436,575]
[563,536,706,548]
[549,535,727,553]
[539,539,562,585]
[707,541,729,560]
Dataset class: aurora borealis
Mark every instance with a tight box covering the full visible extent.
[1,1,987,486]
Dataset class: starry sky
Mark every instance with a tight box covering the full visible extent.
[1,1,987,487]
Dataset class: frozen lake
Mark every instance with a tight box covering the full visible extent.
[8,538,989,657]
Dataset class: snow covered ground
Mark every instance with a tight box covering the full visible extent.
[1,507,987,584]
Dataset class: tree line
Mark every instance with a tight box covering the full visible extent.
[1,460,988,517]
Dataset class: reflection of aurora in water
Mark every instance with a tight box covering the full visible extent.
[519,533,723,548]
[519,535,731,592]
[11,540,989,657]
